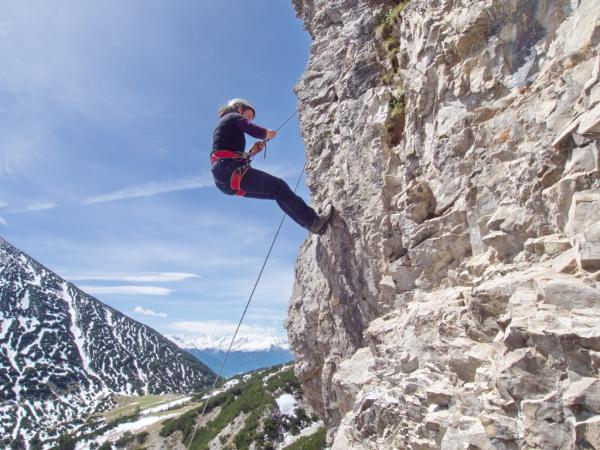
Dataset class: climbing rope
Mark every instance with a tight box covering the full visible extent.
[185,110,302,450]
[257,109,299,160]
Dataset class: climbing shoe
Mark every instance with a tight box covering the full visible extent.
[310,204,334,234]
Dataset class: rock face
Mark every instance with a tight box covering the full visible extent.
[286,0,600,448]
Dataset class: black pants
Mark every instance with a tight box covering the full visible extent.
[211,159,318,230]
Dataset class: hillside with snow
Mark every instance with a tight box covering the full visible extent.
[71,364,325,450]
[0,237,215,447]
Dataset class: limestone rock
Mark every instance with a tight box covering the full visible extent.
[404,180,436,223]
[537,275,600,310]
[287,0,600,448]
[522,392,572,450]
[552,249,578,274]
[331,347,376,416]
[524,234,572,258]
[566,189,600,272]
[564,377,600,414]
[579,103,600,136]
[426,382,452,407]
[575,416,600,449]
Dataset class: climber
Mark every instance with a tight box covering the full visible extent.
[210,98,334,234]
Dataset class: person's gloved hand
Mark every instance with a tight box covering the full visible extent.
[249,141,265,157]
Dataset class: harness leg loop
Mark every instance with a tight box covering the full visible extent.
[231,165,249,196]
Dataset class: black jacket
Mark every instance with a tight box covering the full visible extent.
[212,113,267,153]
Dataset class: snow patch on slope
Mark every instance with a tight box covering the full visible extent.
[276,393,297,416]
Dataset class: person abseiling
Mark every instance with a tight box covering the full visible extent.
[210,98,333,234]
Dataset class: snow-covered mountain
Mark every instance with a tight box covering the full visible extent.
[167,333,289,352]
[0,237,215,445]
[167,334,293,378]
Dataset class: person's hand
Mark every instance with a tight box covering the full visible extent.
[249,141,265,156]
[266,130,276,140]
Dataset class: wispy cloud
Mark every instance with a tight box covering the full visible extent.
[0,132,43,180]
[134,306,167,318]
[80,285,173,296]
[0,200,7,224]
[168,320,281,338]
[81,175,213,205]
[7,202,57,213]
[68,272,200,283]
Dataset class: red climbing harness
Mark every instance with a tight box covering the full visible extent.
[211,150,250,196]
[210,150,247,164]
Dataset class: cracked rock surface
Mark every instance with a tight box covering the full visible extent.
[286,0,600,448]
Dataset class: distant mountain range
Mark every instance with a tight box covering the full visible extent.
[168,334,293,378]
[0,237,215,446]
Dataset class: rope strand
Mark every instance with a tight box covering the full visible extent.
[274,110,299,132]
[261,110,298,160]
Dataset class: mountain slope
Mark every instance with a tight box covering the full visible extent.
[0,237,215,445]
[72,364,325,450]
[157,364,324,450]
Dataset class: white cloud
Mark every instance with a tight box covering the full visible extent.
[134,306,167,318]
[68,272,200,283]
[168,320,280,338]
[0,201,7,224]
[0,130,44,180]
[8,202,57,213]
[81,175,213,205]
[80,285,173,296]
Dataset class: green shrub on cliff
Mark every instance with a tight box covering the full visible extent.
[281,427,327,450]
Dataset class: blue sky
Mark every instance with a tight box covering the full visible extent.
[0,1,312,340]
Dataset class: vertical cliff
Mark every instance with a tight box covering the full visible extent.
[286,0,600,448]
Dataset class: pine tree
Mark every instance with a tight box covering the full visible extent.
[10,434,25,450]
[52,432,77,450]
[29,434,43,450]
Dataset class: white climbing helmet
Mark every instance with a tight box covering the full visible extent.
[228,98,255,115]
